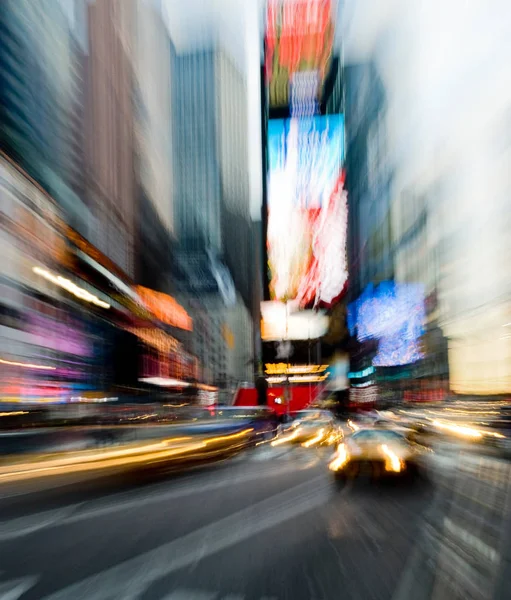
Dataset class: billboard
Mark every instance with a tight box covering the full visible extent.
[135,286,192,331]
[348,282,426,367]
[265,0,334,109]
[266,114,347,308]
[261,301,329,341]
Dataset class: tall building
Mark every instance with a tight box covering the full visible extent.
[345,62,393,303]
[133,0,174,238]
[130,0,178,301]
[224,294,254,384]
[0,0,91,233]
[170,44,255,392]
[86,0,136,278]
[344,1,511,396]
[171,49,222,254]
[215,50,253,311]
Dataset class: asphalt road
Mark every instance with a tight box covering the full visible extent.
[0,442,441,600]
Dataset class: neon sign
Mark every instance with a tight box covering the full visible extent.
[135,286,192,331]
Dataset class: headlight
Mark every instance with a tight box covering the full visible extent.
[329,443,349,471]
[380,444,404,473]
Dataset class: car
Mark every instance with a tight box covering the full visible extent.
[273,410,342,447]
[328,428,428,481]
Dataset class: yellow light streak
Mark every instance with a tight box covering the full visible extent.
[33,266,110,309]
[302,428,325,448]
[432,420,484,439]
[0,429,255,484]
[328,443,349,471]
[0,358,56,371]
[380,444,402,473]
[271,428,301,446]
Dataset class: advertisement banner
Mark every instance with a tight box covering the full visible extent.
[266,114,347,308]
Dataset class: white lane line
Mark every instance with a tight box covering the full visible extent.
[443,518,500,563]
[160,591,217,600]
[41,475,331,600]
[0,460,306,541]
[0,575,39,600]
[62,461,307,527]
[0,504,82,542]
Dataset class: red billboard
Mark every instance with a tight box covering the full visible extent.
[265,0,334,108]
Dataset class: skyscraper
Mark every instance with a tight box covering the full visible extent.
[171,49,222,254]
[215,50,254,313]
[0,0,91,232]
[86,0,136,277]
[170,44,255,391]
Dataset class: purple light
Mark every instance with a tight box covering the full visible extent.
[28,315,92,357]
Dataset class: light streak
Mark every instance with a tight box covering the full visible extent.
[0,358,56,371]
[432,420,483,439]
[328,443,348,471]
[380,444,402,473]
[271,428,301,446]
[302,428,325,448]
[33,266,110,309]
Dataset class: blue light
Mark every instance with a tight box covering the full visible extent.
[348,282,425,367]
[348,366,375,379]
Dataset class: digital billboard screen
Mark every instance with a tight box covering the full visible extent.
[260,301,329,341]
[265,0,334,109]
[347,282,426,367]
[266,114,347,308]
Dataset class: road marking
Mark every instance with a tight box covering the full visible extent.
[158,592,277,600]
[0,505,82,542]
[62,461,307,526]
[160,591,217,600]
[0,574,38,600]
[0,460,304,541]
[444,518,499,563]
[41,475,330,600]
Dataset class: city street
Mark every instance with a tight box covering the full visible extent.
[0,443,437,600]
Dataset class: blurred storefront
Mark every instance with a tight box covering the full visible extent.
[0,156,203,404]
[0,155,100,401]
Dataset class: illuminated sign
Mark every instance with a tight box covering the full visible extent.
[348,283,426,367]
[266,115,347,308]
[33,266,110,309]
[267,374,328,384]
[135,286,192,331]
[65,226,126,280]
[222,324,235,349]
[261,302,330,341]
[127,327,181,354]
[265,363,328,375]
[348,366,375,379]
[265,0,334,108]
